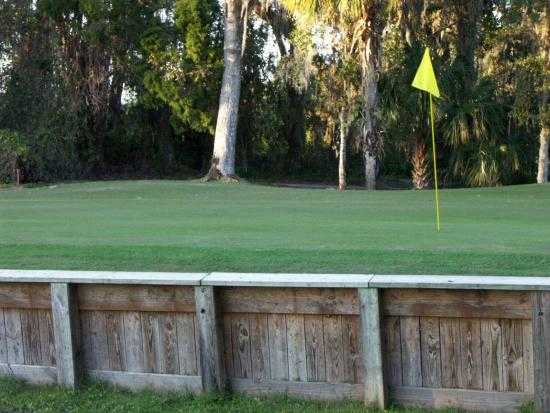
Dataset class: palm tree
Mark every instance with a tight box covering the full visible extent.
[282,0,385,190]
[205,0,245,181]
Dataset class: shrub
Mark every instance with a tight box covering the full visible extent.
[0,129,28,184]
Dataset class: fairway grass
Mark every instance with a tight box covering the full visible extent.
[0,180,549,276]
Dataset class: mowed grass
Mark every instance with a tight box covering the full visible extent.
[0,180,549,275]
[1,377,531,413]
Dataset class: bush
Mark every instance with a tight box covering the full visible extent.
[0,129,28,184]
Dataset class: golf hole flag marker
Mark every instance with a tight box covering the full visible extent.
[412,47,441,232]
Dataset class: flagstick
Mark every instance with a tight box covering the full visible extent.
[429,93,441,232]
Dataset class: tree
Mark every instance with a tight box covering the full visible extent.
[282,0,385,189]
[205,0,245,181]
[537,2,549,183]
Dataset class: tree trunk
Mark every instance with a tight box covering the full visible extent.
[361,0,383,191]
[411,139,429,189]
[538,128,549,183]
[204,0,243,181]
[537,4,550,184]
[338,110,348,191]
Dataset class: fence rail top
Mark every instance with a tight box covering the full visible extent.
[202,272,374,288]
[0,269,205,285]
[0,269,549,290]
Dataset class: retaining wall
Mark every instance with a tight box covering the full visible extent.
[0,270,549,412]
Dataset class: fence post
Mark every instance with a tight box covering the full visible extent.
[533,292,550,412]
[359,288,386,409]
[51,283,80,388]
[195,286,226,392]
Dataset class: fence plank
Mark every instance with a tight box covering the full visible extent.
[51,283,80,387]
[481,319,503,391]
[142,312,160,373]
[420,317,441,388]
[4,309,24,364]
[105,311,126,371]
[88,311,109,370]
[77,285,195,312]
[459,319,483,390]
[502,319,524,392]
[342,315,362,384]
[268,314,288,381]
[287,315,307,382]
[324,315,344,383]
[304,315,326,382]
[400,316,422,387]
[222,313,234,377]
[124,311,146,373]
[158,313,179,374]
[523,319,534,393]
[195,286,226,392]
[220,287,358,315]
[359,288,386,408]
[176,313,198,376]
[21,310,42,365]
[382,289,532,319]
[440,318,462,388]
[38,310,56,367]
[384,316,402,387]
[249,314,270,382]
[0,284,50,310]
[231,315,252,379]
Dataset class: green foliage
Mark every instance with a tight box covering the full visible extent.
[141,0,223,135]
[0,129,27,183]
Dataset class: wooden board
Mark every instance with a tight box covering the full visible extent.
[323,315,344,384]
[420,317,441,388]
[400,316,422,387]
[287,315,307,382]
[384,316,402,387]
[230,378,363,401]
[440,318,462,388]
[0,283,50,310]
[231,315,252,379]
[219,287,358,315]
[304,315,326,382]
[77,285,195,312]
[502,319,524,392]
[123,311,146,373]
[382,289,533,319]
[481,319,503,391]
[267,314,288,380]
[89,370,202,393]
[249,314,270,382]
[105,311,126,371]
[176,313,198,376]
[0,363,57,385]
[390,386,533,413]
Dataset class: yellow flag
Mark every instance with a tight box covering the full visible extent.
[412,48,440,98]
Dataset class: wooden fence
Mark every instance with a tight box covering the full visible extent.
[0,270,549,412]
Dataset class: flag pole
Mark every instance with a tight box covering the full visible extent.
[429,93,441,232]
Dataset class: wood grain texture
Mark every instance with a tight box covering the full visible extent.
[88,311,109,370]
[141,312,161,373]
[231,315,252,379]
[230,378,363,401]
[249,314,270,382]
[123,311,146,373]
[38,310,56,367]
[382,289,533,319]
[287,315,307,382]
[219,287,358,315]
[502,319,524,392]
[440,318,462,389]
[359,288,385,408]
[481,319,503,391]
[77,285,195,312]
[222,313,234,378]
[390,386,533,413]
[522,319,534,393]
[105,311,126,371]
[0,283,50,310]
[4,309,24,364]
[459,319,482,390]
[323,315,344,384]
[267,314,288,381]
[176,313,198,376]
[400,316,422,387]
[21,309,42,366]
[51,283,79,387]
[195,286,226,392]
[342,315,362,384]
[383,316,401,387]
[304,315,326,382]
[420,317,441,388]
